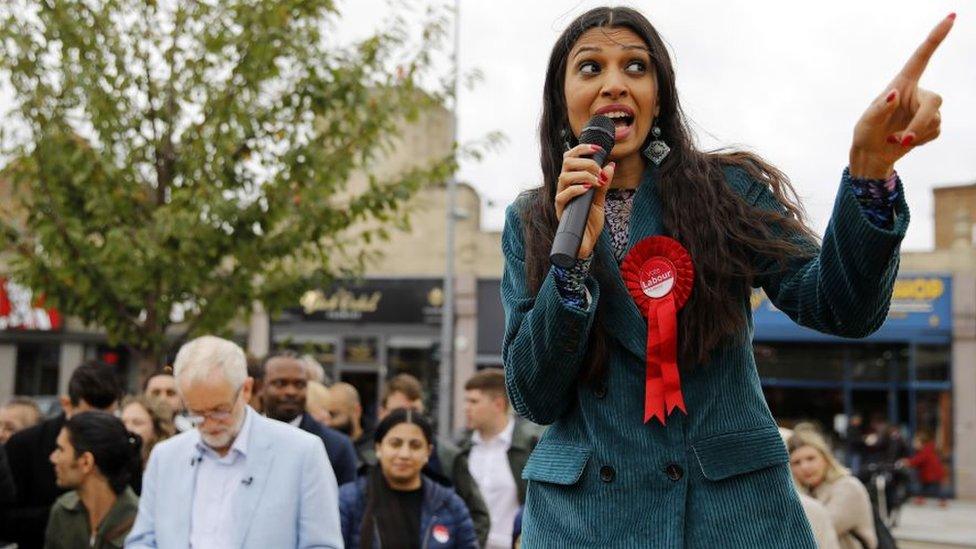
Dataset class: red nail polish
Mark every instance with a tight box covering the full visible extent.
[948,12,956,20]
[583,183,593,189]
[886,135,899,144]
[590,144,603,152]
[901,135,915,147]
[886,91,896,103]
[599,172,607,182]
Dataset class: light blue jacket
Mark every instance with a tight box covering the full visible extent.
[125,407,343,548]
[502,167,908,547]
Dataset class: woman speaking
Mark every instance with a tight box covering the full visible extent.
[500,6,951,548]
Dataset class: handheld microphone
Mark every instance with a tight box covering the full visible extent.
[549,115,616,268]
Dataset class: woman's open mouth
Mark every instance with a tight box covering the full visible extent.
[596,106,636,141]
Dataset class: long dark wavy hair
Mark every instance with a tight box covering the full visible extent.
[522,7,817,379]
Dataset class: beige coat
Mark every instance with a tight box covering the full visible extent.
[800,493,840,549]
[810,475,876,549]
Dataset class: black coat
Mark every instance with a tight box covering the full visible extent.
[1,414,66,549]
[297,413,358,486]
[0,445,14,507]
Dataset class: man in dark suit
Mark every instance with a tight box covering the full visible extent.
[1,360,122,549]
[261,352,357,486]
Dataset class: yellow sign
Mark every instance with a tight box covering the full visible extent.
[892,278,944,301]
[427,287,444,308]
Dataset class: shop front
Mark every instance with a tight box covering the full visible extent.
[753,273,954,492]
[0,277,137,409]
[271,278,445,430]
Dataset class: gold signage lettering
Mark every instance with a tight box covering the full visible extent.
[300,288,382,314]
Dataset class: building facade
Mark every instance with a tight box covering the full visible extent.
[264,104,504,432]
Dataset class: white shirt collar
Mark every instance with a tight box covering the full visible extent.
[472,416,515,447]
[288,414,303,428]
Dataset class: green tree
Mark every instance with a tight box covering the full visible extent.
[0,0,457,374]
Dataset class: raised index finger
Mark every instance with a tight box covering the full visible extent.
[897,13,955,82]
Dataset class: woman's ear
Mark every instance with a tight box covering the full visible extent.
[374,442,382,459]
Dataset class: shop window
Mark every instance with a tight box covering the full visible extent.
[763,386,844,434]
[897,346,912,382]
[93,344,133,392]
[753,343,845,381]
[387,343,437,417]
[343,336,379,365]
[915,345,950,382]
[388,346,433,386]
[14,343,60,396]
[849,344,905,382]
[913,390,953,487]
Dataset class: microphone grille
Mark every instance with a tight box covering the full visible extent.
[579,115,616,153]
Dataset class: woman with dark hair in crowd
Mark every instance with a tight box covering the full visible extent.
[339,408,478,548]
[120,395,175,469]
[45,411,142,549]
[501,5,951,547]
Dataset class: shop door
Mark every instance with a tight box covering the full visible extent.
[340,370,380,432]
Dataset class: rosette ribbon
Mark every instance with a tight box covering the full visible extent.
[620,236,695,424]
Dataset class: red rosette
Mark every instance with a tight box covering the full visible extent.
[620,236,694,425]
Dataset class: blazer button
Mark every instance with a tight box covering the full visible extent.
[593,383,607,399]
[599,465,616,483]
[665,463,684,482]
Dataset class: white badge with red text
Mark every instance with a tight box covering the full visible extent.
[432,524,450,544]
[639,257,676,299]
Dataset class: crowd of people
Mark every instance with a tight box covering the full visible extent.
[0,334,952,549]
[0,335,538,548]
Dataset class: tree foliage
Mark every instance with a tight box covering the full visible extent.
[0,0,457,370]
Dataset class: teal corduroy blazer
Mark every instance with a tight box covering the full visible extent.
[501,166,908,548]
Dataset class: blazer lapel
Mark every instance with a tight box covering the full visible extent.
[595,166,666,362]
[232,416,276,548]
[174,433,203,547]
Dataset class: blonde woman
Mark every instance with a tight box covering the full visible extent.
[788,430,877,549]
[120,395,175,469]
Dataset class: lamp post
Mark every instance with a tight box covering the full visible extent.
[437,0,461,440]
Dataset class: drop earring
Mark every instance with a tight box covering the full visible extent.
[560,127,578,151]
[643,125,670,165]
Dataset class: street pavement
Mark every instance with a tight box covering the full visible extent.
[893,499,976,548]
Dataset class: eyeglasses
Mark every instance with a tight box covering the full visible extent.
[185,386,243,427]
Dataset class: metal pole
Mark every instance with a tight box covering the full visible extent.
[437,0,460,440]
